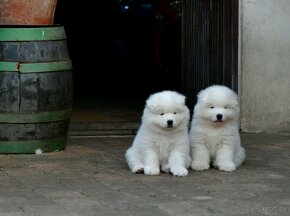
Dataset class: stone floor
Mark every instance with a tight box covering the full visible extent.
[0,132,290,216]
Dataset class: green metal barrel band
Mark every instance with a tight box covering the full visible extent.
[0,60,73,73]
[0,109,72,123]
[0,137,67,154]
[0,26,66,41]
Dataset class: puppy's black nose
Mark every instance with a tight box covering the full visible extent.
[216,114,223,120]
[167,120,173,126]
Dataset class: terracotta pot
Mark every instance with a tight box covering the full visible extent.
[0,0,57,25]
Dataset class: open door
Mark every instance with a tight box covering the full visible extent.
[181,0,238,110]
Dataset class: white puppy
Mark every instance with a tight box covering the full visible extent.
[125,90,191,176]
[189,85,245,172]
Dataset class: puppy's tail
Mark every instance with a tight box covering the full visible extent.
[234,146,246,167]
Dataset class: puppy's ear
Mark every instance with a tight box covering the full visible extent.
[176,94,186,105]
[231,91,239,104]
[197,90,206,102]
[145,97,157,111]
[146,103,156,111]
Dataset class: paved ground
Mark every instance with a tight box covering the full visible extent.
[0,132,290,216]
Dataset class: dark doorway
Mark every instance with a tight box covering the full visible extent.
[54,0,238,134]
[54,0,183,125]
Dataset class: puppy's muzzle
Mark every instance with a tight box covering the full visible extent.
[167,120,173,128]
[215,114,223,122]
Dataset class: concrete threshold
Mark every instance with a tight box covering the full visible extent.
[69,121,140,136]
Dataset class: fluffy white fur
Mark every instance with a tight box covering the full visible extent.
[189,85,245,172]
[125,90,191,176]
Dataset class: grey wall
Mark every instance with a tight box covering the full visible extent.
[239,0,290,132]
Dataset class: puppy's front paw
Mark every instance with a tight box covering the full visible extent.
[144,166,160,175]
[191,161,210,171]
[170,167,188,177]
[132,165,144,174]
[216,162,236,172]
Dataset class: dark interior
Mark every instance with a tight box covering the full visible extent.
[54,0,182,122]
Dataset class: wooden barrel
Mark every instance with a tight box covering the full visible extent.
[0,26,73,153]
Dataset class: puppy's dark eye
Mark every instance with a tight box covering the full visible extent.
[210,106,214,109]
[224,106,228,109]
[173,112,177,114]
[160,113,164,116]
